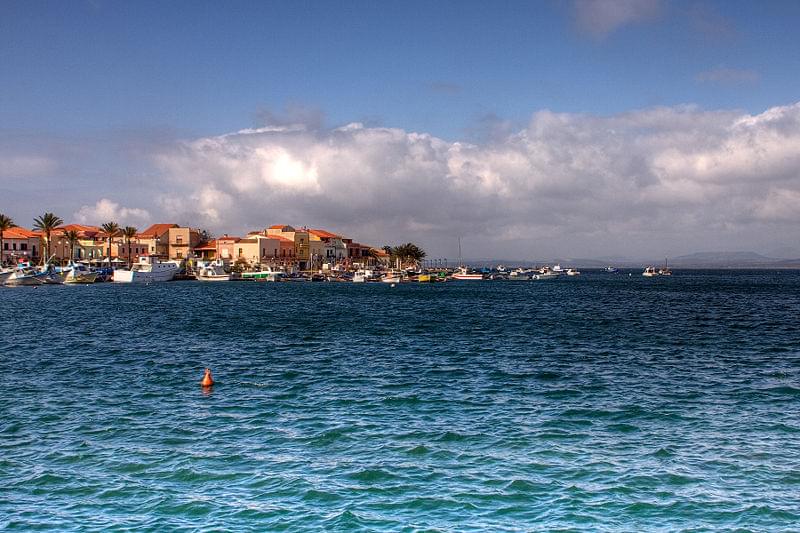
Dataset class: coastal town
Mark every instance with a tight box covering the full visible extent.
[0,211,674,285]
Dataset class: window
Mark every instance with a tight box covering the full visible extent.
[176,236,183,244]
[3,243,7,250]
[12,243,17,250]
[238,248,243,257]
[177,252,183,259]
[21,243,27,251]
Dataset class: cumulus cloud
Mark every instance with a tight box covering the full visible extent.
[74,198,151,227]
[572,0,662,38]
[146,102,800,257]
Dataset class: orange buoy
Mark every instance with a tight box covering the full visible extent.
[200,368,214,387]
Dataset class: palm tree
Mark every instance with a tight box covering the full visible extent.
[0,213,15,267]
[101,222,120,266]
[64,230,80,263]
[122,226,138,268]
[392,243,426,268]
[33,212,64,265]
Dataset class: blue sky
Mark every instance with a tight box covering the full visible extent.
[1,0,800,259]
[2,0,799,139]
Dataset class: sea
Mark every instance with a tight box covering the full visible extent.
[1,271,799,531]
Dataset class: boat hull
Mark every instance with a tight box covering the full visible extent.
[196,274,231,281]
[452,274,483,280]
[113,268,177,283]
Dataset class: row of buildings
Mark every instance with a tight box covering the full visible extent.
[1,223,389,270]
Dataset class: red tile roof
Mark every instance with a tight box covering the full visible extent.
[139,223,178,237]
[308,228,341,239]
[3,227,38,239]
[194,240,217,251]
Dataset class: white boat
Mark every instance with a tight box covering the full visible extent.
[4,263,47,286]
[566,268,581,276]
[533,267,560,280]
[381,271,403,283]
[113,256,179,283]
[195,259,230,282]
[552,264,565,273]
[241,266,283,281]
[642,266,658,277]
[452,267,483,280]
[353,270,367,283]
[658,259,672,276]
[605,266,619,273]
[61,262,99,284]
[0,268,15,285]
[508,268,531,281]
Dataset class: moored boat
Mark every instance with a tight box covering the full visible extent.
[642,266,658,277]
[113,256,179,283]
[61,262,99,284]
[195,259,230,282]
[452,267,483,280]
[566,268,581,276]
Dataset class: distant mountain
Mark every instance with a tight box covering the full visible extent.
[767,246,800,259]
[670,251,776,266]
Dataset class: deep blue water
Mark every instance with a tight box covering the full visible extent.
[2,271,799,531]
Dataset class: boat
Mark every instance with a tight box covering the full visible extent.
[566,268,581,276]
[241,266,284,282]
[381,271,403,283]
[451,237,483,280]
[604,266,619,273]
[353,271,366,283]
[113,256,179,283]
[0,268,14,285]
[61,262,99,284]
[452,267,484,280]
[4,262,48,286]
[658,259,672,276]
[642,266,658,277]
[508,268,531,281]
[195,259,230,282]
[552,264,565,273]
[417,273,433,283]
[533,266,560,280]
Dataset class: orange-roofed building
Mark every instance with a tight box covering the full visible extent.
[264,225,310,269]
[137,223,178,258]
[1,227,40,265]
[308,228,346,265]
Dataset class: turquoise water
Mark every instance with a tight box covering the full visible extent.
[2,272,799,531]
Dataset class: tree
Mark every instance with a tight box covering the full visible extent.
[33,212,64,265]
[64,230,80,263]
[122,226,138,268]
[392,243,426,268]
[0,213,14,266]
[101,222,120,266]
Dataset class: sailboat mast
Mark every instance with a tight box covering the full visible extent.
[458,237,463,268]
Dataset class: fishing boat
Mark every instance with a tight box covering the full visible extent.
[533,266,560,280]
[113,256,179,283]
[241,266,283,282]
[642,266,658,277]
[604,266,619,273]
[451,237,483,280]
[552,264,565,273]
[195,259,230,282]
[452,266,484,280]
[353,270,367,283]
[658,259,672,276]
[566,268,581,276]
[4,262,48,286]
[417,273,433,283]
[61,262,99,284]
[381,271,403,283]
[0,267,14,285]
[508,268,531,281]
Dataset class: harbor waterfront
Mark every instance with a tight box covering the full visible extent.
[2,271,799,530]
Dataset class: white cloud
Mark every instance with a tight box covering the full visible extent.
[148,102,800,256]
[572,0,662,38]
[73,198,151,227]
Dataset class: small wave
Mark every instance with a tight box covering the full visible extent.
[347,468,396,483]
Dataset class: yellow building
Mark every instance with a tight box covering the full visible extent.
[265,225,310,269]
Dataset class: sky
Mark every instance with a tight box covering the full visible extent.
[1,0,800,260]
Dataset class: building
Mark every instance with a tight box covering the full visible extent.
[1,227,39,264]
[265,225,310,269]
[168,226,202,260]
[137,223,177,258]
[308,229,347,266]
